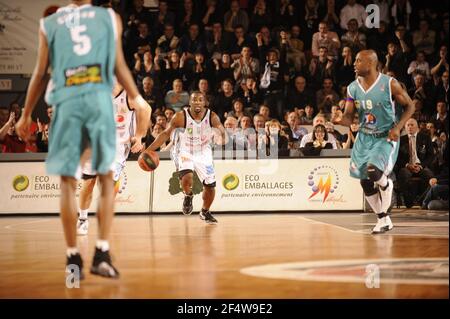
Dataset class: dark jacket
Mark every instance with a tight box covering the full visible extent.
[396,132,434,170]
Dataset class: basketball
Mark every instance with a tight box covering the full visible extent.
[138,149,159,172]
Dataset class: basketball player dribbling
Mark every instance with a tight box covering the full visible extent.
[16,0,149,279]
[145,91,228,224]
[340,50,415,234]
[77,83,151,235]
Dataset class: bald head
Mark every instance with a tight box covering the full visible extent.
[354,50,378,77]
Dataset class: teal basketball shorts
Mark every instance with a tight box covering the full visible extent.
[46,90,116,179]
[349,132,399,180]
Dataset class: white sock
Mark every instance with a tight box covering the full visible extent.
[96,240,110,252]
[375,174,388,189]
[366,193,382,215]
[66,247,79,257]
[79,209,88,220]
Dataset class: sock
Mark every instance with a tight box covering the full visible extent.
[375,174,388,189]
[366,193,382,215]
[201,207,208,212]
[79,209,88,220]
[96,240,110,252]
[184,191,193,197]
[66,247,79,257]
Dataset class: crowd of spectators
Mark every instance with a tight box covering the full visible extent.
[0,0,448,208]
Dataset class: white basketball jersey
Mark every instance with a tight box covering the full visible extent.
[178,108,213,155]
[114,90,135,160]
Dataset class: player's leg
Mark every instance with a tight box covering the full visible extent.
[60,175,84,278]
[46,96,86,279]
[195,153,218,224]
[77,173,96,236]
[366,138,399,233]
[84,91,119,278]
[180,170,194,215]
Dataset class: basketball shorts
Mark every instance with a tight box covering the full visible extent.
[175,150,216,186]
[46,91,116,179]
[349,132,399,180]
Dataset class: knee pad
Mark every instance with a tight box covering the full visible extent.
[360,179,377,196]
[367,164,383,183]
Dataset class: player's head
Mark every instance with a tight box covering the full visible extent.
[405,118,419,135]
[354,50,378,77]
[189,91,207,114]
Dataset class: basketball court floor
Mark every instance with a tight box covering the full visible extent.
[0,209,447,298]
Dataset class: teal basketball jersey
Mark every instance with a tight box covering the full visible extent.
[41,4,117,105]
[347,73,396,135]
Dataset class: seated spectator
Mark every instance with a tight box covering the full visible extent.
[383,42,409,85]
[316,78,339,114]
[422,142,448,210]
[164,108,176,123]
[325,121,344,148]
[152,0,176,38]
[283,111,308,149]
[407,51,431,82]
[286,76,315,111]
[258,104,271,122]
[145,123,166,151]
[309,46,335,90]
[213,79,237,120]
[286,25,307,73]
[162,50,184,92]
[339,0,366,30]
[367,21,391,58]
[213,53,234,91]
[197,78,214,106]
[340,19,366,53]
[232,46,260,87]
[301,105,315,125]
[430,46,449,78]
[127,21,153,65]
[202,0,222,31]
[156,24,180,55]
[35,117,49,153]
[226,98,252,121]
[141,76,164,113]
[412,19,436,57]
[236,76,262,113]
[0,114,26,153]
[154,113,168,129]
[330,105,343,124]
[273,0,297,30]
[300,114,338,149]
[184,52,211,91]
[433,100,448,134]
[165,79,190,112]
[229,25,253,60]
[178,0,200,35]
[396,118,435,208]
[259,119,289,157]
[206,22,231,58]
[249,0,272,34]
[179,23,205,63]
[311,21,340,59]
[224,0,249,33]
[134,50,161,87]
[336,46,356,88]
[343,117,359,149]
[255,26,276,59]
[301,124,333,156]
[432,70,448,108]
[223,116,247,151]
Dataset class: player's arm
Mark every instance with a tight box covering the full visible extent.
[146,111,183,151]
[339,96,356,127]
[389,78,416,141]
[211,112,229,145]
[15,28,49,142]
[128,97,152,153]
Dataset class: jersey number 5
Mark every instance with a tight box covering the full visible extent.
[70,25,91,56]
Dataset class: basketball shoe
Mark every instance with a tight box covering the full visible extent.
[90,247,120,279]
[66,252,85,280]
[372,213,394,234]
[182,193,193,215]
[199,209,218,224]
[77,218,89,236]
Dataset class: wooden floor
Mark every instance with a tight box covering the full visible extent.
[0,211,448,298]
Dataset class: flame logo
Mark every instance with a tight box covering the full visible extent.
[309,174,332,202]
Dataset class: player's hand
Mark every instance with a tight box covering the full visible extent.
[15,115,32,142]
[387,127,401,142]
[130,136,144,153]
